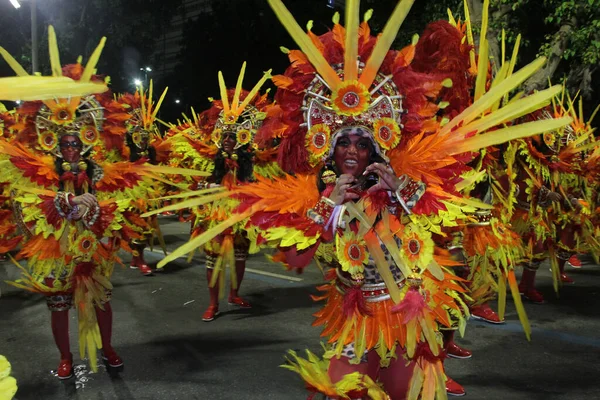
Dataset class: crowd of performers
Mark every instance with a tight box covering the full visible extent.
[1,0,600,399]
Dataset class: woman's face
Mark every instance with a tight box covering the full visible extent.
[59,135,82,163]
[221,131,236,155]
[333,133,372,177]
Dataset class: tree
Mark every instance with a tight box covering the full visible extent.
[467,0,600,101]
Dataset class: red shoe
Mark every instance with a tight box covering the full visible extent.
[102,350,124,368]
[521,288,545,304]
[202,305,220,322]
[471,303,504,324]
[566,254,582,269]
[57,356,73,380]
[130,263,153,276]
[446,377,466,397]
[446,342,472,359]
[560,273,574,284]
[228,296,251,308]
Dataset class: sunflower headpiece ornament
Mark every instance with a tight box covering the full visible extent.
[211,62,272,150]
[269,0,407,167]
[124,80,168,150]
[0,25,108,156]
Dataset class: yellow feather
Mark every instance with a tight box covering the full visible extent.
[359,0,415,88]
[449,116,572,155]
[141,192,230,217]
[0,76,107,101]
[232,62,247,113]
[157,207,256,268]
[81,37,106,83]
[474,38,488,101]
[452,85,563,137]
[237,69,272,113]
[268,0,342,89]
[440,56,547,135]
[218,70,230,113]
[48,26,62,77]
[344,0,360,81]
[0,47,29,76]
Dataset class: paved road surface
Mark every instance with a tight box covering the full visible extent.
[1,216,599,399]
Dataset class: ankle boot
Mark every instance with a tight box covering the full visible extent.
[519,263,544,303]
[470,302,504,324]
[130,242,153,276]
[203,268,220,322]
[95,303,123,367]
[558,256,574,283]
[51,310,73,379]
[228,260,251,308]
[443,330,472,359]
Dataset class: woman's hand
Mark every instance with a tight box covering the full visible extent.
[329,174,359,205]
[74,204,89,220]
[547,191,562,203]
[71,193,98,209]
[364,163,402,193]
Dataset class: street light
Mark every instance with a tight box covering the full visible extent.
[133,79,142,86]
[139,66,152,86]
[175,99,181,104]
[10,0,38,73]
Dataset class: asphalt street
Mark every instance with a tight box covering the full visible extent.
[1,216,600,400]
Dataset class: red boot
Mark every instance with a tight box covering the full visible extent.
[470,302,504,324]
[57,355,73,380]
[446,377,466,397]
[51,309,73,379]
[203,269,220,322]
[95,303,124,368]
[443,330,472,359]
[130,243,153,276]
[558,258,575,284]
[228,260,251,308]
[519,265,544,304]
[566,254,582,269]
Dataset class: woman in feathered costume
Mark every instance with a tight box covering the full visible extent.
[0,27,206,379]
[158,63,280,322]
[145,0,570,397]
[110,83,173,276]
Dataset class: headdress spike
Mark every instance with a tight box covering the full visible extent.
[232,62,247,114]
[268,0,342,89]
[81,37,107,83]
[358,0,415,88]
[344,0,360,81]
[48,26,62,77]
[218,71,231,113]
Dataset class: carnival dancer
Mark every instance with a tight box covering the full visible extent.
[144,0,570,397]
[155,63,279,322]
[0,27,207,379]
[116,83,172,276]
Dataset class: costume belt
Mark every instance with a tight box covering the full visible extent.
[336,279,405,303]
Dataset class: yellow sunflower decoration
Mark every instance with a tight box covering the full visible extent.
[70,231,98,261]
[0,355,17,400]
[335,231,369,279]
[373,118,401,151]
[38,130,58,151]
[306,123,331,166]
[48,102,75,125]
[331,80,370,116]
[399,223,434,269]
[80,125,99,146]
[236,129,252,146]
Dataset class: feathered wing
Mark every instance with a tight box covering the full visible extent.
[0,140,59,188]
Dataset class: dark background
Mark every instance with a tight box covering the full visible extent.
[0,0,598,127]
